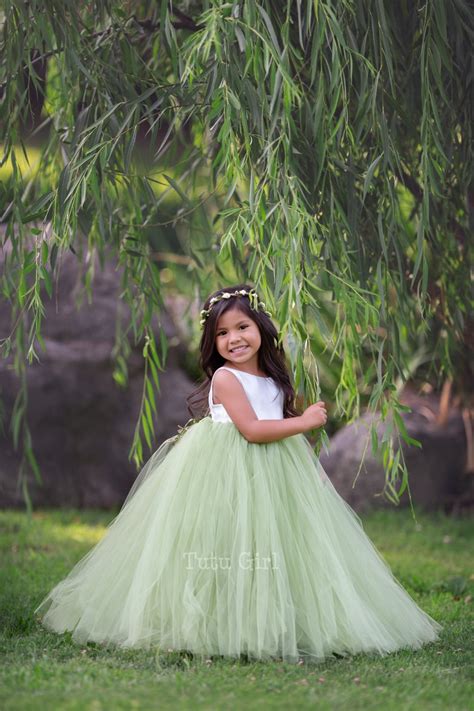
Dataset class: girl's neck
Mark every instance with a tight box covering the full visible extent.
[222,361,267,378]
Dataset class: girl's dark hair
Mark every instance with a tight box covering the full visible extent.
[186,283,299,419]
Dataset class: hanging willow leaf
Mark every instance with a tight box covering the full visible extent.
[362,153,383,203]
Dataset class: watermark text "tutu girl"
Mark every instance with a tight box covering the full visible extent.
[183,551,279,571]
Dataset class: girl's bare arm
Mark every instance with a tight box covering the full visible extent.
[212,370,327,443]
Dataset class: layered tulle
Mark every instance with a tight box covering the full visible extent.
[36,417,442,663]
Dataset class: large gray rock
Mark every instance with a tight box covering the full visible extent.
[319,391,470,512]
[0,251,195,508]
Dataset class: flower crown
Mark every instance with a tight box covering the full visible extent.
[200,288,272,327]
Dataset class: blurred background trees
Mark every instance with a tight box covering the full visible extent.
[1,0,472,506]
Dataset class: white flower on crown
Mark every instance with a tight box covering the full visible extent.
[199,288,273,328]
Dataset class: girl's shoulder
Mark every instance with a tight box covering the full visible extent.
[212,367,246,386]
[211,368,250,407]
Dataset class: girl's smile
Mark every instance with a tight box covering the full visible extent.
[215,308,262,371]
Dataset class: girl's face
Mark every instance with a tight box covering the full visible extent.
[215,307,262,369]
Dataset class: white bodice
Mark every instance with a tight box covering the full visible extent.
[208,366,284,423]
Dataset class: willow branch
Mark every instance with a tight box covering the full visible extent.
[0,13,201,92]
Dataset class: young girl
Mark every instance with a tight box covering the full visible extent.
[36,284,442,663]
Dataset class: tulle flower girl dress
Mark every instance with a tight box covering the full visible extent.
[36,365,442,663]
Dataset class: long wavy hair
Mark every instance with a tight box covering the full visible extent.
[186,284,299,419]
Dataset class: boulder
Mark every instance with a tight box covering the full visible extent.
[319,389,471,512]
[0,251,195,508]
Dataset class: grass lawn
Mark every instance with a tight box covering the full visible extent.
[0,508,472,710]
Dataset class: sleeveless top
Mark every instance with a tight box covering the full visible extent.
[208,366,284,423]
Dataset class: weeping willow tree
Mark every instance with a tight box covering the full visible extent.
[1,0,472,506]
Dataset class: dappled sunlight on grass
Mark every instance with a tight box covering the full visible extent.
[1,510,110,551]
[46,520,107,546]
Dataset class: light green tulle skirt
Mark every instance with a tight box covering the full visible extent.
[36,417,442,663]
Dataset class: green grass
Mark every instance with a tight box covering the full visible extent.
[0,509,472,710]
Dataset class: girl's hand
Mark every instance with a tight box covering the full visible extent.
[301,402,327,430]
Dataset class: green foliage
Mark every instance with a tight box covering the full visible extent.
[1,509,473,709]
[0,1,472,506]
